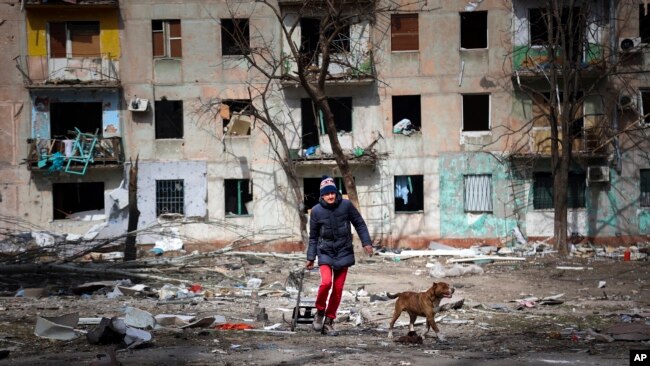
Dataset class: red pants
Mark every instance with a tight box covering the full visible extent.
[315,265,348,320]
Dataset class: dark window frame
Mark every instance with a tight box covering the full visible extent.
[641,169,650,207]
[53,182,105,220]
[152,19,182,58]
[301,97,353,149]
[462,94,490,132]
[221,18,251,56]
[155,100,184,139]
[533,172,586,210]
[460,11,488,49]
[395,175,424,213]
[156,179,184,216]
[225,179,253,216]
[392,95,421,131]
[640,4,650,43]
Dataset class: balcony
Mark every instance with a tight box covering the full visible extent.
[26,134,124,174]
[281,51,375,86]
[512,44,604,78]
[16,54,120,89]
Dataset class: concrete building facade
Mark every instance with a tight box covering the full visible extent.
[1,0,649,253]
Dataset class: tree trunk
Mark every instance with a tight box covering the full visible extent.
[124,159,140,261]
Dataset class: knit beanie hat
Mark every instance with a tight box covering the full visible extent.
[319,176,337,196]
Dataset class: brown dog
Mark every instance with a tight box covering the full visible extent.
[387,282,454,341]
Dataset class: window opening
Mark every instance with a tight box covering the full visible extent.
[640,4,650,43]
[50,102,103,139]
[49,21,100,58]
[152,19,182,58]
[462,94,490,131]
[391,14,419,51]
[155,100,183,139]
[529,7,583,62]
[464,174,493,212]
[460,11,487,49]
[395,175,424,212]
[225,179,253,216]
[533,172,585,209]
[392,95,421,134]
[641,169,650,207]
[53,182,104,220]
[221,99,252,136]
[156,179,184,216]
[641,90,650,124]
[301,97,352,149]
[221,19,250,56]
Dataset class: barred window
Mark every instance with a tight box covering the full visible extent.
[156,179,184,216]
[533,172,585,209]
[464,174,492,212]
[641,169,650,207]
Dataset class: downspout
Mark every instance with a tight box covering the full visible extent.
[610,0,622,173]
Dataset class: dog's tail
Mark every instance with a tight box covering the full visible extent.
[386,292,400,299]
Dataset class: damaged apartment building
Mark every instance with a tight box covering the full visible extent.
[1,0,650,252]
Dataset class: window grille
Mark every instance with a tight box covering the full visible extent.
[641,170,650,207]
[533,172,585,209]
[464,174,493,212]
[156,179,184,216]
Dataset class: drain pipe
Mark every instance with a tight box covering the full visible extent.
[610,0,622,173]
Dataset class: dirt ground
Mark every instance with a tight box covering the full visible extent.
[0,253,648,365]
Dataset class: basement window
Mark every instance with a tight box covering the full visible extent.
[156,179,184,216]
[392,95,421,133]
[303,177,348,213]
[391,14,418,51]
[640,5,650,43]
[301,97,352,149]
[152,20,182,58]
[53,182,104,220]
[462,94,490,132]
[464,174,493,212]
[641,169,650,207]
[221,19,250,56]
[50,102,102,138]
[155,100,183,139]
[395,175,423,213]
[49,21,100,58]
[533,172,585,210]
[460,11,487,49]
[225,179,253,216]
[221,99,252,136]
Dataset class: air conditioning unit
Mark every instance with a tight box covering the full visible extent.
[618,94,638,110]
[587,166,610,183]
[128,98,149,112]
[619,37,642,52]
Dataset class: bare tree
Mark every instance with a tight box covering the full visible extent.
[497,0,647,255]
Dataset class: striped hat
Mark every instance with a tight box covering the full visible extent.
[319,176,337,196]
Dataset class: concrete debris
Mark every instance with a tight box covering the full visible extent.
[428,262,484,278]
[604,323,650,341]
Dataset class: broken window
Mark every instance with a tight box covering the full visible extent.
[464,174,492,212]
[53,182,104,220]
[299,18,350,68]
[532,92,584,135]
[301,97,352,149]
[155,100,183,139]
[640,4,650,43]
[533,172,585,209]
[156,179,184,216]
[221,19,250,56]
[152,19,182,58]
[529,7,583,61]
[221,99,252,136]
[462,94,490,132]
[641,169,650,207]
[395,175,423,212]
[225,179,253,216]
[50,102,103,138]
[460,11,487,49]
[391,14,418,51]
[392,95,421,133]
[49,21,100,58]
[303,177,348,213]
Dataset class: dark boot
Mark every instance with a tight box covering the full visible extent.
[321,317,338,336]
[312,310,325,331]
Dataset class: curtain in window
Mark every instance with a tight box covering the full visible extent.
[464,174,492,212]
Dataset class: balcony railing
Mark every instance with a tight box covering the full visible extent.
[281,51,375,86]
[16,54,120,88]
[512,44,604,76]
[26,135,124,174]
